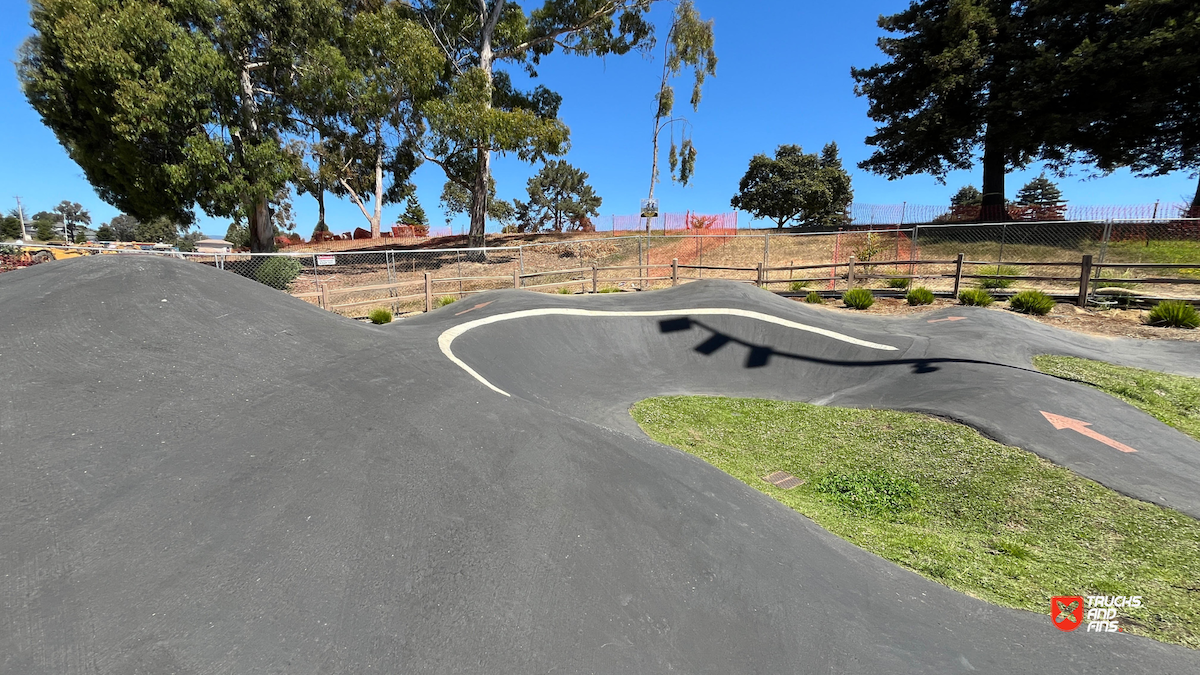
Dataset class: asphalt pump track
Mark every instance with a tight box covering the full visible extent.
[2,255,1198,673]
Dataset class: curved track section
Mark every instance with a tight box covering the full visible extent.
[1,256,1197,674]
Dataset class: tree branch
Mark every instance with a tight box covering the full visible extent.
[494,1,627,60]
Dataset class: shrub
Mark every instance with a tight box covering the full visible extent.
[556,286,574,294]
[906,286,935,306]
[599,286,621,293]
[881,269,909,288]
[805,291,823,304]
[254,256,303,290]
[815,470,922,515]
[977,264,1023,289]
[1146,301,1200,329]
[959,288,994,306]
[842,288,875,310]
[1009,290,1056,315]
[789,280,808,292]
[435,295,457,307]
[367,308,393,324]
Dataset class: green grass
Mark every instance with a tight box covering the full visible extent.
[1107,240,1200,279]
[789,280,809,292]
[556,286,575,294]
[805,291,823,304]
[631,396,1200,648]
[435,295,457,307]
[599,286,622,293]
[1033,356,1200,442]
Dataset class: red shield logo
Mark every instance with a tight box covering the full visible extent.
[1052,596,1084,631]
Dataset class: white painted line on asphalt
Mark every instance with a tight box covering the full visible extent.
[437,307,899,397]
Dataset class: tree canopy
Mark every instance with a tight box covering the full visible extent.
[951,185,983,207]
[52,201,90,242]
[514,160,602,232]
[730,143,852,229]
[1015,174,1063,206]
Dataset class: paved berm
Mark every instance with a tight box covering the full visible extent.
[2,255,1198,674]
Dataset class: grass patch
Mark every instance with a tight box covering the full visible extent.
[631,396,1200,648]
[804,291,823,304]
[1107,239,1200,279]
[435,295,457,307]
[842,288,874,309]
[977,264,1024,289]
[906,286,935,306]
[789,280,809,292]
[367,308,393,324]
[556,286,575,295]
[958,288,994,306]
[880,269,910,289]
[1008,290,1056,315]
[1033,356,1200,442]
[598,286,622,293]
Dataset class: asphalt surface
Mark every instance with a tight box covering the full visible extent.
[2,255,1198,674]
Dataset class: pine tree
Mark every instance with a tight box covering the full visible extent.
[1015,174,1063,206]
[519,161,602,233]
[951,186,983,206]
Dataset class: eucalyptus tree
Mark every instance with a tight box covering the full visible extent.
[646,0,716,202]
[19,0,341,252]
[409,0,657,248]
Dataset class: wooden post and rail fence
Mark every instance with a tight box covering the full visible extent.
[291,252,1200,317]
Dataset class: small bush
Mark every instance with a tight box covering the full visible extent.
[435,295,457,307]
[816,470,922,515]
[367,308,393,324]
[977,264,1024,289]
[599,286,621,293]
[556,286,574,295]
[1146,300,1200,329]
[880,269,909,288]
[906,286,935,306]
[958,288,994,306]
[842,288,875,310]
[805,291,823,304]
[789,280,808,292]
[254,256,303,290]
[1009,290,1056,315]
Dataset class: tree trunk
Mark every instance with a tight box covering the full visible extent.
[467,1,506,252]
[980,129,1007,223]
[317,190,326,230]
[371,131,384,239]
[248,196,273,253]
[1191,175,1200,219]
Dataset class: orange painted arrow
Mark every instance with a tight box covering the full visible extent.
[1040,411,1137,453]
[454,300,494,316]
[927,316,967,323]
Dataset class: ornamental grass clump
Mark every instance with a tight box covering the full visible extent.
[367,308,393,324]
[1008,290,1056,316]
[842,288,874,310]
[1146,301,1200,329]
[977,264,1023,289]
[435,295,457,307]
[959,288,994,307]
[805,291,823,304]
[906,286,935,306]
[790,280,809,292]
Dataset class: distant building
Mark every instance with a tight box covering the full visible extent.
[195,238,235,254]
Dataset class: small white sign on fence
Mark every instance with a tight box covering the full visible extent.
[316,255,336,266]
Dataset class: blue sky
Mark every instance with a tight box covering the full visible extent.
[1,1,1195,238]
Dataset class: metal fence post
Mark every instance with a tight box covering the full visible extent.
[424,272,433,312]
[1078,254,1093,307]
[592,265,598,293]
[519,246,525,275]
[952,253,964,297]
[311,253,320,285]
[847,255,857,288]
[672,258,678,286]
[638,238,644,289]
[1098,219,1113,264]
[998,223,1008,265]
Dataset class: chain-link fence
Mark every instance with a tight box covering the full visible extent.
[6,219,1199,315]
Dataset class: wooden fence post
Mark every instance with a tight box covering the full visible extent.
[319,283,329,310]
[952,253,964,297]
[1078,254,1093,307]
[847,255,857,289]
[424,272,432,312]
[756,262,764,288]
[592,265,598,293]
[672,258,679,286]
[513,268,520,289]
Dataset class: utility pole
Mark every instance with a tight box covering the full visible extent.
[15,197,30,242]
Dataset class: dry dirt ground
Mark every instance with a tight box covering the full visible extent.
[801,296,1200,342]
